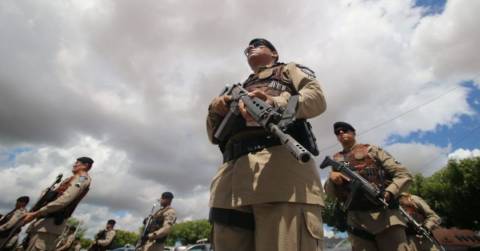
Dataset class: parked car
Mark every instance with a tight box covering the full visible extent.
[111,244,135,251]
[174,243,212,251]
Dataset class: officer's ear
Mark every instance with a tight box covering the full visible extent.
[272,52,279,62]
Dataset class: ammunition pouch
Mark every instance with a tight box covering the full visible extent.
[209,208,255,231]
[285,119,319,156]
[45,211,67,225]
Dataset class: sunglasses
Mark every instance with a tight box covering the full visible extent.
[334,128,352,135]
[244,42,268,56]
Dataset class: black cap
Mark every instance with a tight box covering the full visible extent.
[68,225,77,231]
[333,122,356,134]
[17,196,30,204]
[248,38,277,53]
[107,219,116,225]
[77,157,94,167]
[161,192,174,200]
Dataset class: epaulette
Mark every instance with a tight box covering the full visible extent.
[295,64,316,79]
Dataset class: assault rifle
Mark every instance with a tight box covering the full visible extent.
[214,83,312,163]
[319,156,387,211]
[16,174,63,250]
[320,157,445,251]
[136,201,159,250]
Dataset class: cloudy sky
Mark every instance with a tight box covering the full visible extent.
[1,0,479,238]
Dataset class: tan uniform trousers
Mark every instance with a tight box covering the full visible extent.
[139,240,164,251]
[407,235,439,251]
[25,232,60,251]
[213,202,323,251]
[350,225,410,251]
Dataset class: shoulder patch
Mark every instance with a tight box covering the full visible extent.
[296,64,316,79]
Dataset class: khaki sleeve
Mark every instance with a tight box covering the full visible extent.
[36,176,90,217]
[97,230,115,246]
[0,209,26,231]
[412,195,441,230]
[151,209,176,239]
[370,145,412,198]
[271,63,326,119]
[57,234,76,251]
[206,103,225,144]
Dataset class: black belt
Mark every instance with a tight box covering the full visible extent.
[348,226,375,241]
[209,208,255,230]
[222,136,281,162]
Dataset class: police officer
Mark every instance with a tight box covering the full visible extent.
[324,122,413,251]
[23,157,93,251]
[0,196,29,250]
[207,38,327,251]
[88,220,116,251]
[399,193,441,251]
[139,192,176,251]
[55,225,76,251]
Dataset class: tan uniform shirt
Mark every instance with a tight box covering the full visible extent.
[324,144,413,234]
[405,195,441,231]
[208,62,327,208]
[56,232,76,251]
[149,206,176,240]
[0,208,27,232]
[31,175,91,235]
[0,208,27,248]
[96,229,116,247]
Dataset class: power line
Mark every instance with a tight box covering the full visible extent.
[318,84,464,153]
[420,124,480,171]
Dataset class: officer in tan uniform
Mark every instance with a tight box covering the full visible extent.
[399,193,441,251]
[324,122,413,251]
[71,239,81,251]
[139,192,176,251]
[0,196,30,250]
[88,220,116,251]
[207,38,327,251]
[23,157,93,251]
[55,226,76,251]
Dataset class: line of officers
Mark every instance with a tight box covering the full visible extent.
[1,37,445,251]
[206,38,444,251]
[0,157,177,251]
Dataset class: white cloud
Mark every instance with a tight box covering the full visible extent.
[448,148,480,160]
[385,142,450,176]
[0,0,479,236]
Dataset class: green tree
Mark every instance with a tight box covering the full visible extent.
[66,218,87,239]
[412,157,480,230]
[165,220,212,246]
[111,229,139,248]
